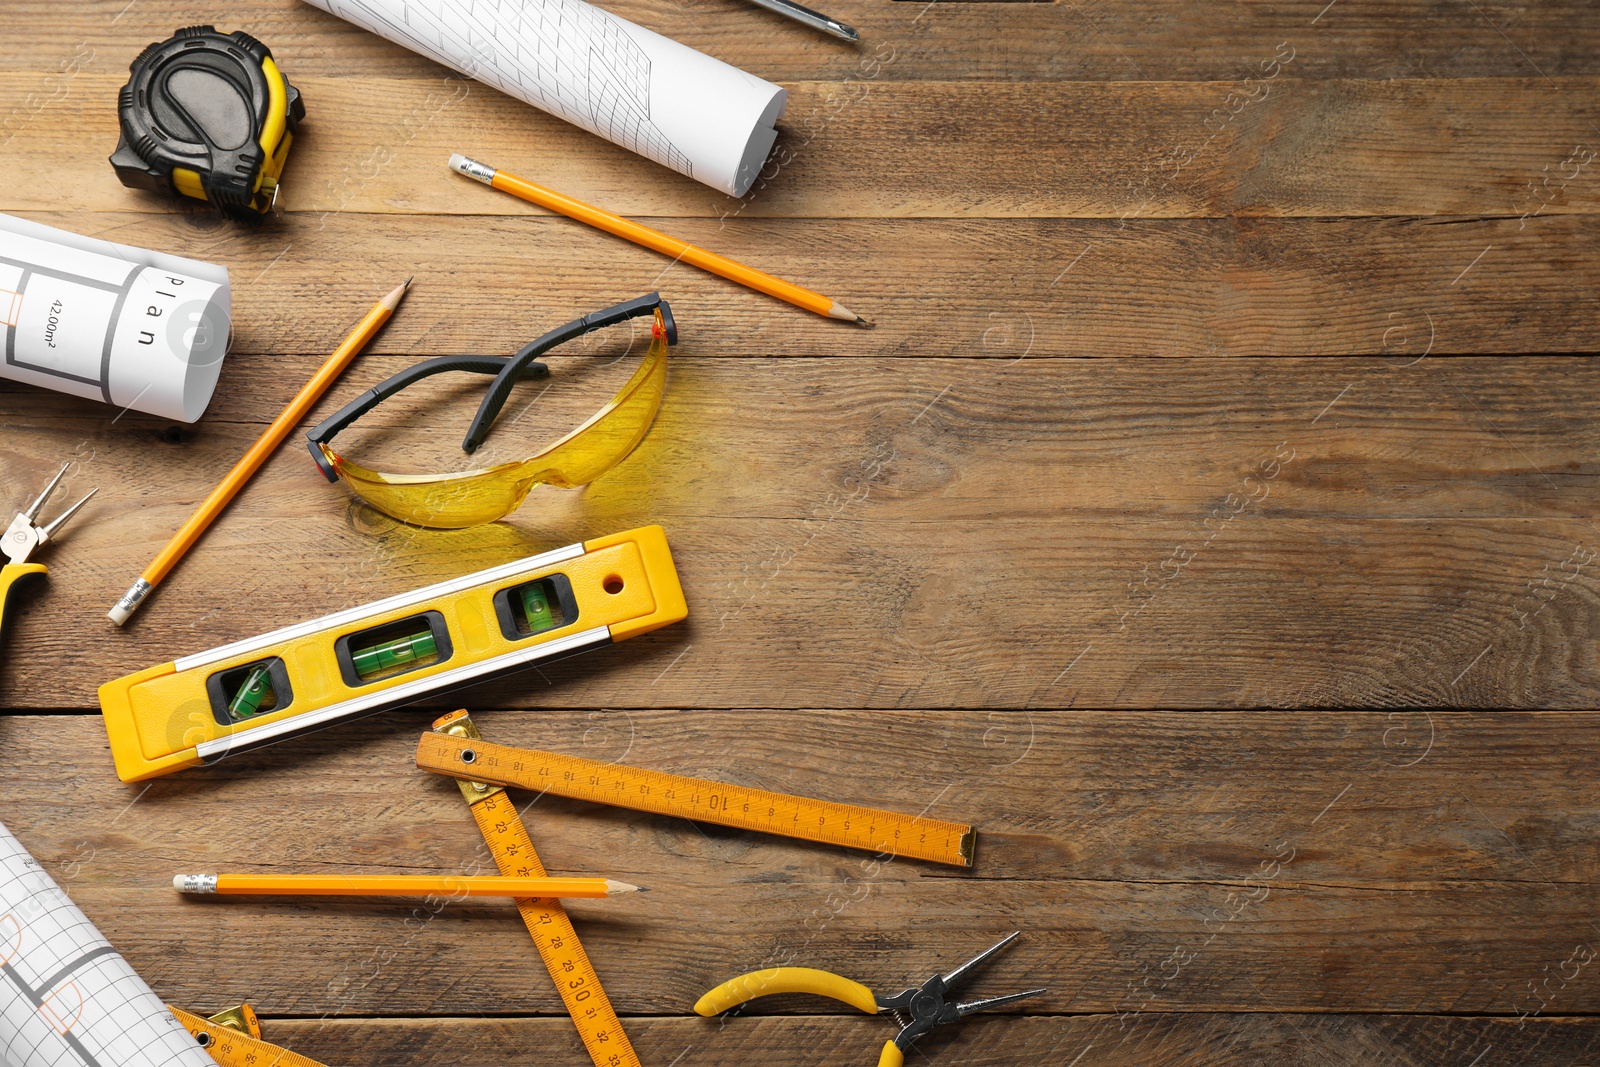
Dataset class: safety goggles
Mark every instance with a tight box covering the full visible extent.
[306,293,675,529]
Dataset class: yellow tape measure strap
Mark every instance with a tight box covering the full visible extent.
[168,1005,329,1067]
[471,790,639,1067]
[415,732,976,868]
[435,711,640,1067]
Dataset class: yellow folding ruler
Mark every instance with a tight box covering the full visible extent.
[169,1003,329,1067]
[433,710,639,1067]
[416,726,976,867]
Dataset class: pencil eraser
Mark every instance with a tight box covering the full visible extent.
[108,578,150,626]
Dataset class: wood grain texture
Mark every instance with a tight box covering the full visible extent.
[182,1014,1600,1067]
[3,75,1598,218]
[7,0,1600,81]
[2,212,1597,356]
[3,357,1597,708]
[4,712,1597,1019]
[4,0,1599,1060]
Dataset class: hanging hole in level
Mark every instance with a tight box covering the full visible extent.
[603,576,625,594]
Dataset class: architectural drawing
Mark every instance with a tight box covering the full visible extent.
[307,0,786,196]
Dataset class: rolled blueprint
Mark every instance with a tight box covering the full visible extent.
[0,818,215,1067]
[0,214,230,423]
[302,0,788,196]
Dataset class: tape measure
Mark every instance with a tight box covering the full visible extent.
[111,25,305,221]
[99,526,687,782]
[416,729,976,868]
[436,711,640,1067]
[169,1003,331,1067]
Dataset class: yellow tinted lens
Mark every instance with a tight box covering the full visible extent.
[326,450,535,529]
[525,327,668,488]
[324,317,669,528]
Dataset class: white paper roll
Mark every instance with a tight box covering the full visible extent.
[0,215,231,423]
[0,819,215,1067]
[302,0,788,196]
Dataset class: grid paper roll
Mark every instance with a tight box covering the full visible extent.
[0,819,214,1067]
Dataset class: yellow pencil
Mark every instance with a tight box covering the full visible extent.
[173,873,644,898]
[108,279,412,626]
[449,153,872,328]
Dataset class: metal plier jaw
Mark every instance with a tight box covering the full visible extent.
[2,464,97,567]
[1,464,97,658]
[695,932,1046,1067]
[874,932,1047,1062]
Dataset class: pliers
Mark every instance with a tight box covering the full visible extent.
[2,464,96,655]
[695,932,1046,1067]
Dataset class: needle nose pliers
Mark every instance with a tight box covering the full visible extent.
[695,932,1046,1067]
[1,463,97,656]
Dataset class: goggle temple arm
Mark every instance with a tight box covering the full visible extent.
[304,355,552,482]
[461,292,676,455]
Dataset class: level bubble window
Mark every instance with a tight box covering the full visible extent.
[206,657,292,725]
[335,611,454,687]
[492,574,578,642]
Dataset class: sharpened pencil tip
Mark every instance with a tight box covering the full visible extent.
[606,879,646,895]
[827,301,874,328]
[380,278,413,311]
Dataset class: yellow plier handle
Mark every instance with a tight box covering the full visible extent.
[695,966,880,1016]
[695,968,907,1067]
[0,562,46,653]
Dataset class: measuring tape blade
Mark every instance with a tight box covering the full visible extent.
[169,1005,329,1067]
[436,711,641,1067]
[416,729,976,868]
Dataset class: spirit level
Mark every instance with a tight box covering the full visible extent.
[416,731,977,867]
[99,526,686,782]
[434,711,640,1067]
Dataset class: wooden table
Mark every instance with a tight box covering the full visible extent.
[3,0,1598,1063]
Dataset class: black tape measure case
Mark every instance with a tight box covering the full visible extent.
[111,26,304,221]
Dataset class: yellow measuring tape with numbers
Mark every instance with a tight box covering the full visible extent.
[168,1003,330,1067]
[433,710,639,1067]
[416,726,976,867]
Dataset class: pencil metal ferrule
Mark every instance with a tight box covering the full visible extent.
[175,873,218,894]
[108,578,152,626]
[449,153,497,185]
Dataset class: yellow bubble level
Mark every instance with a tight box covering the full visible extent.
[98,526,686,782]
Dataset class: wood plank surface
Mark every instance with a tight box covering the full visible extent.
[4,356,1598,708]
[3,212,1598,355]
[5,712,1598,1020]
[8,0,1600,81]
[4,76,1599,218]
[3,0,1598,1062]
[167,1015,1600,1067]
